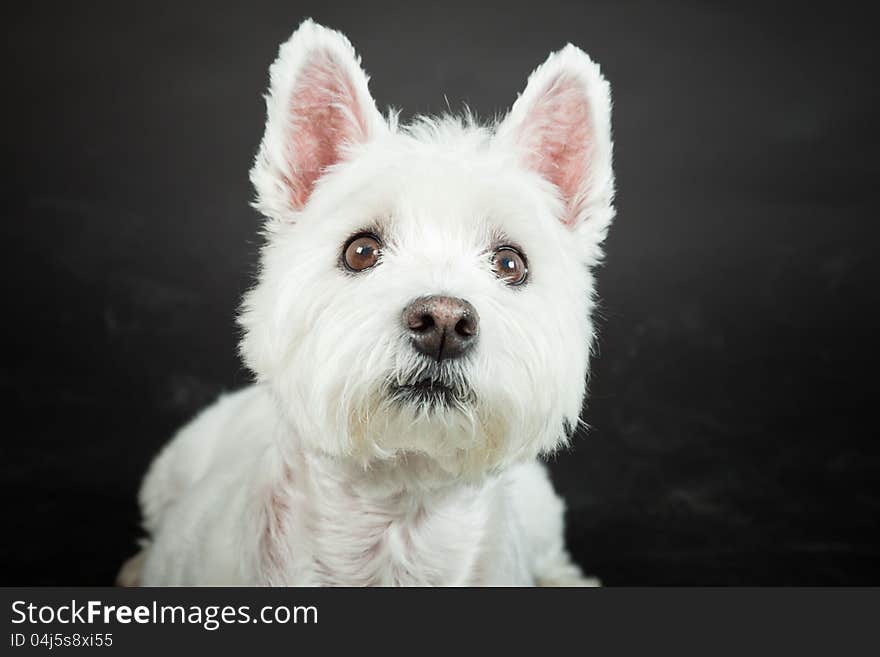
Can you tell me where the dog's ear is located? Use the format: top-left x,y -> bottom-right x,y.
497,45 -> 615,246
250,19 -> 385,220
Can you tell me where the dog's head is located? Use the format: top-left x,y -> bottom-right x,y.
240,20 -> 615,478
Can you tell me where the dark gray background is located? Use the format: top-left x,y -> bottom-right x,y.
2,0 -> 878,585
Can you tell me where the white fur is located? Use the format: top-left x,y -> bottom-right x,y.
127,19 -> 613,586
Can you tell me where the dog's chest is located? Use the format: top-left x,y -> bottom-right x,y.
278,479 -> 519,586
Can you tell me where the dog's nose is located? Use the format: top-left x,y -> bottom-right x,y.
402,295 -> 479,361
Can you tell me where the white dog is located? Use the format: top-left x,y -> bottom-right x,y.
119,19 -> 615,586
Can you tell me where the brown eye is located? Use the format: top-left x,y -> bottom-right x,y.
492,246 -> 528,286
342,233 -> 382,272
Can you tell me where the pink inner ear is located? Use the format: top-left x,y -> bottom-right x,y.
521,73 -> 593,227
285,50 -> 368,209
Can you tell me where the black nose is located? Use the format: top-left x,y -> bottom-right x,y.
402,295 -> 480,361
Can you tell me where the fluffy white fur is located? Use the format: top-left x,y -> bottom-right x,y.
122,19 -> 614,586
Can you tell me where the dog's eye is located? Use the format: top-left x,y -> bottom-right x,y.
491,246 -> 528,286
342,233 -> 382,272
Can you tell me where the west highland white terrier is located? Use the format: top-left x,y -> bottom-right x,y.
119,19 -> 615,586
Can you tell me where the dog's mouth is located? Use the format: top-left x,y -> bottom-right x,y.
387,378 -> 472,409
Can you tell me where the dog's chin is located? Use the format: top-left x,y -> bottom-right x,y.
387,378 -> 473,411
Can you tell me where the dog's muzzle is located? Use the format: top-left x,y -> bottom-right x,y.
389,378 -> 462,408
